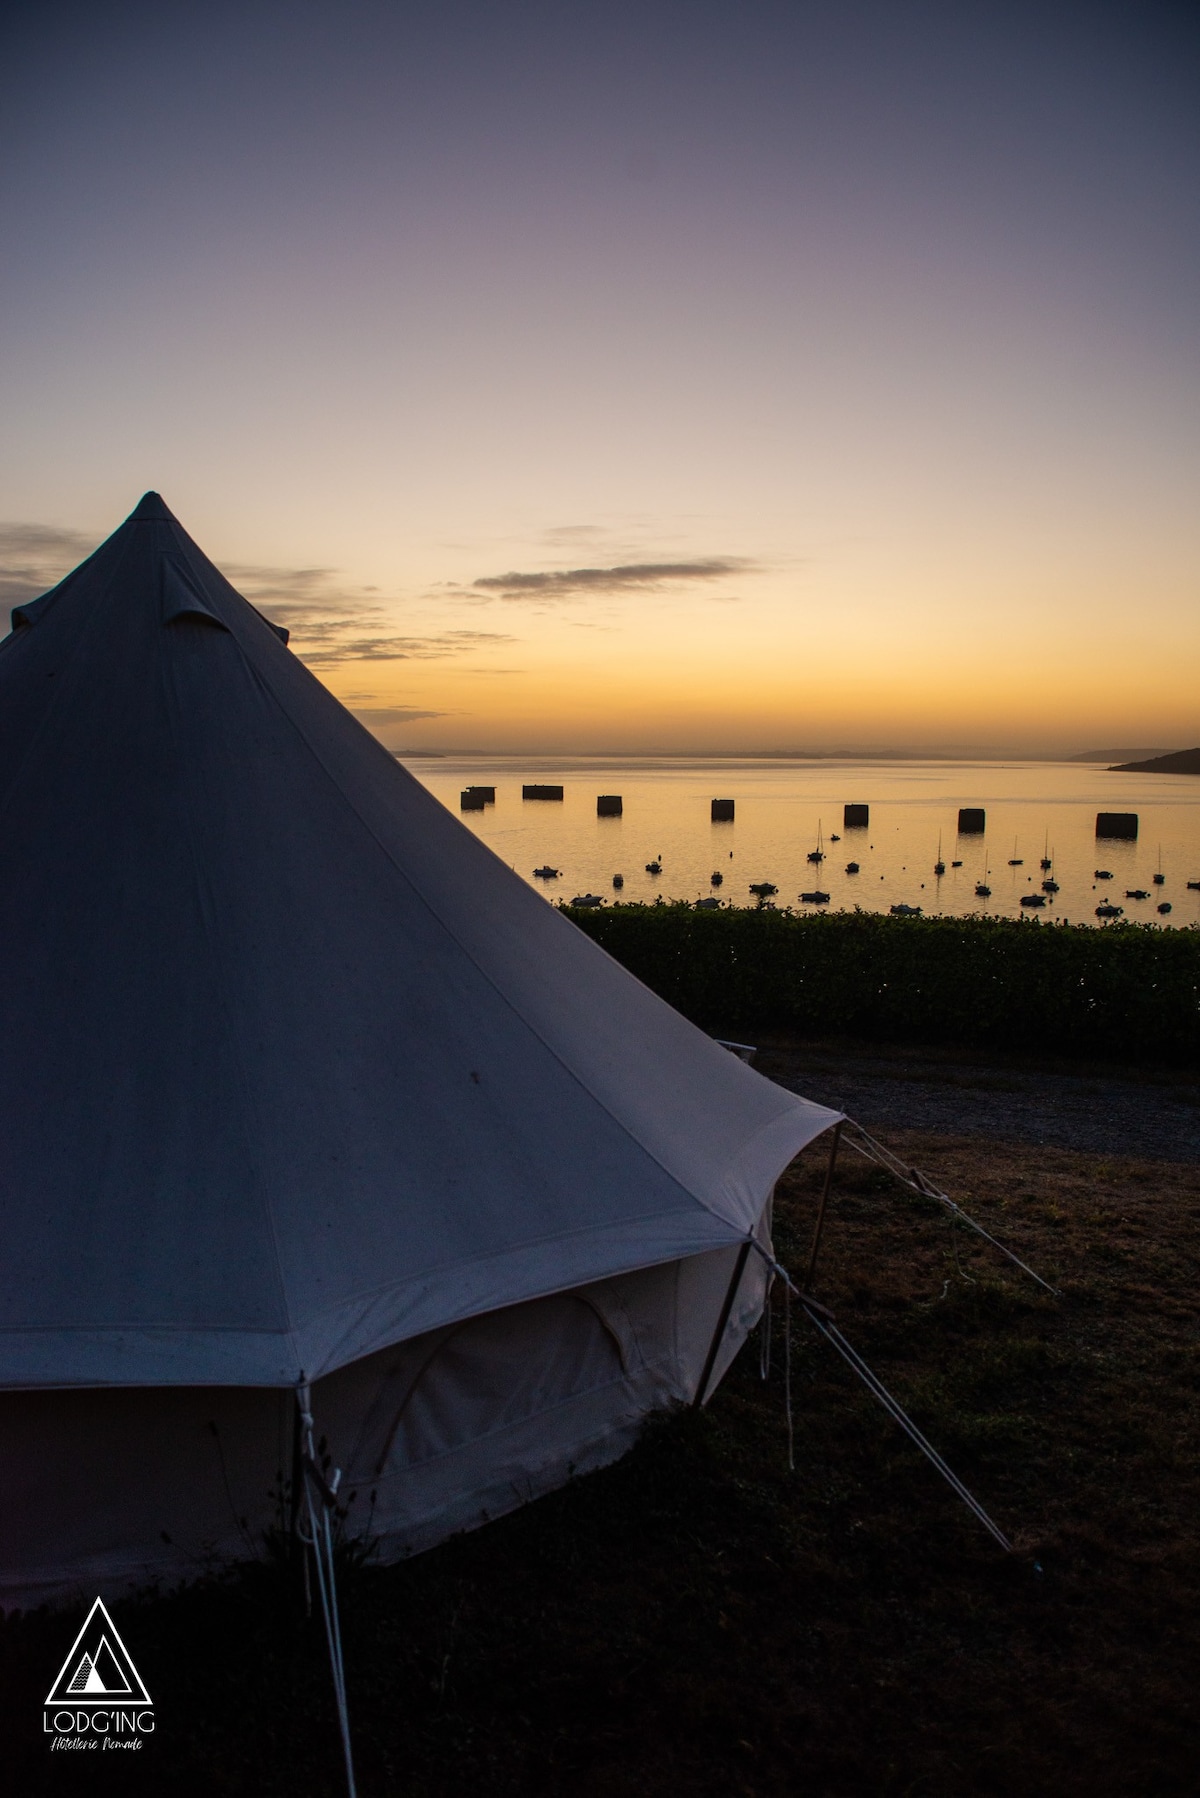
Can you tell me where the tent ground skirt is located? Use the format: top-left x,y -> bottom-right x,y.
0,1235 -> 770,1610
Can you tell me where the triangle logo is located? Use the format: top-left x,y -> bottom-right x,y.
46,1599 -> 152,1706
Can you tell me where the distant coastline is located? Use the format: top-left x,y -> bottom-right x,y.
394,747 -> 1171,764
1109,746 -> 1200,775
1069,746 -> 1166,764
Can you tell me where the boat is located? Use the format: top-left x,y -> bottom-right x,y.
1158,902 -> 1172,915
1094,869 -> 1113,880
1189,880 -> 1200,892
951,859 -> 962,867
695,896 -> 721,910
1154,846 -> 1165,886
533,865 -> 560,879
845,861 -> 860,874
1008,836 -> 1023,866
710,871 -> 723,886
748,881 -> 778,899
890,903 -> 921,917
1040,832 -> 1052,871
1042,878 -> 1059,893
1095,903 -> 1123,918
975,882 -> 992,897
645,860 -> 662,874
1125,889 -> 1149,900
1020,893 -> 1046,907
571,893 -> 604,908
799,890 -> 830,904
612,874 -> 624,889
828,833 -> 841,842
933,830 -> 945,877
806,821 -> 825,864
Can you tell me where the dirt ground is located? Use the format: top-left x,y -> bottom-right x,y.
754,1035 -> 1200,1161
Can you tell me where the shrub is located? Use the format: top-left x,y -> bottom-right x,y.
561,905 -> 1200,1064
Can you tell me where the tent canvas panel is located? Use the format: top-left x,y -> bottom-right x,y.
0,1239 -> 770,1611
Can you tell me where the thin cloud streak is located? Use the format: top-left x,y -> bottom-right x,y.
471,557 -> 754,601
351,706 -> 447,726
0,522 -> 96,608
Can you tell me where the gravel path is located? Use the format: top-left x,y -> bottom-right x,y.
754,1041 -> 1200,1162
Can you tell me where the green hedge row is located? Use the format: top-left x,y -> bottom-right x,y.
562,904 -> 1200,1065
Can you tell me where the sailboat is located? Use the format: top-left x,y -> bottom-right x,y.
933,831 -> 945,877
1153,846 -> 1166,887
1008,836 -> 1023,866
1040,831 -> 1052,871
806,821 -> 825,864
974,829 -> 990,896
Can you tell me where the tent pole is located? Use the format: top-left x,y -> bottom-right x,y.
804,1122 -> 843,1292
694,1239 -> 752,1408
296,1385 -> 359,1798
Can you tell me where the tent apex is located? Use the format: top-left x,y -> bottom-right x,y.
127,491 -> 176,523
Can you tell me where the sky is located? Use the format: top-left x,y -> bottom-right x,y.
1,0 -> 1197,755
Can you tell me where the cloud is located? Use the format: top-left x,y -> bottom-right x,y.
541,524 -> 607,545
206,563 -> 517,670
471,557 -> 753,602
288,626 -> 515,669
351,706 -> 446,727
0,522 -> 96,607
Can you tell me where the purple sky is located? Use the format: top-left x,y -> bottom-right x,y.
2,1 -> 1197,751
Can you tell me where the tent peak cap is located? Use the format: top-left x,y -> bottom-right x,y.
127,492 -> 177,524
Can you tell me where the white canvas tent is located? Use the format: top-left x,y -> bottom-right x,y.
0,495 -> 840,1610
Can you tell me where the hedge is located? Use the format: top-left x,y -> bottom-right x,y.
560,904 -> 1200,1065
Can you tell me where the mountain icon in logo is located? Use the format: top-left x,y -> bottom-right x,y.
46,1598 -> 151,1706
66,1639 -> 131,1695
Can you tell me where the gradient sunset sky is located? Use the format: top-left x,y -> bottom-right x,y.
2,1 -> 1196,754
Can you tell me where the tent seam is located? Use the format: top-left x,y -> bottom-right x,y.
285,1203 -> 745,1332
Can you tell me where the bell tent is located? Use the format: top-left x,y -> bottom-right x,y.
0,495 -> 840,1609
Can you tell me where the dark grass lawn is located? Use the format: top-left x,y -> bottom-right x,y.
6,1133 -> 1199,1796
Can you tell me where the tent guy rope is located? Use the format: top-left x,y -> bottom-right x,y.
841,1119 -> 1060,1296
749,1241 -> 1013,1552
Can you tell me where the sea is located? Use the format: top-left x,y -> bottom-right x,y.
402,756 -> 1200,929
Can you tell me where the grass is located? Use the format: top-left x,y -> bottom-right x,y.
5,1131 -> 1200,1796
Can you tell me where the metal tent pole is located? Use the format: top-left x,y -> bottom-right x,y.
296,1384 -> 358,1798
694,1239 -> 752,1408
804,1121 -> 843,1291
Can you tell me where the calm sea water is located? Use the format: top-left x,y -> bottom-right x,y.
403,756 -> 1200,929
